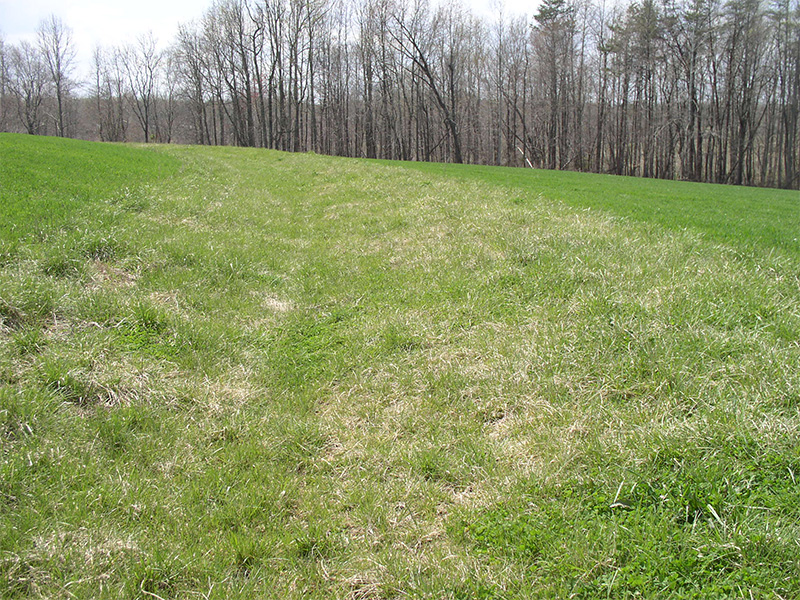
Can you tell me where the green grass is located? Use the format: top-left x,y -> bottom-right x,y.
1,133 -> 798,599
399,161 -> 800,258
0,134 -> 179,242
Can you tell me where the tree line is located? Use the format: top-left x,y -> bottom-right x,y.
1,0 -> 798,188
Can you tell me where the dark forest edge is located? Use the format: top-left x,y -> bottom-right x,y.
1,0 -> 799,189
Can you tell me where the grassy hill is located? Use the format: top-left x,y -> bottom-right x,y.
1,133 -> 799,599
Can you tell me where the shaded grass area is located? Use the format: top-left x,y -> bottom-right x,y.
1,135 -> 799,598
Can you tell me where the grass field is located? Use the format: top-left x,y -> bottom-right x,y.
1,133 -> 798,599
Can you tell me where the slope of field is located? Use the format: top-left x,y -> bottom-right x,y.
1,134 -> 799,599
399,160 -> 800,258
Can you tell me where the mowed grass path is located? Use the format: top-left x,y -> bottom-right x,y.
1,133 -> 798,598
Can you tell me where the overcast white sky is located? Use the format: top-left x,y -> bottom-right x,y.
1,0 -> 216,78
1,0 -> 536,81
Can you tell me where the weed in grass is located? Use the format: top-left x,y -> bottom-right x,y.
109,186 -> 150,213
0,241 -> 18,268
291,528 -> 339,562
229,531 -> 268,576
40,248 -> 84,279
0,301 -> 25,332
0,388 -> 51,443
112,302 -> 185,361
83,235 -> 123,263
0,277 -> 57,331
92,405 -> 161,457
10,327 -> 46,357
129,548 -> 196,598
269,307 -> 356,387
38,357 -> 122,407
380,322 -> 422,354
450,581 -> 501,600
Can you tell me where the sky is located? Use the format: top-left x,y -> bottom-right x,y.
0,0 -> 217,46
1,0 -> 215,78
1,0 -> 536,81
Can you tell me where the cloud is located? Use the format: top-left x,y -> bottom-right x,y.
1,0 -> 213,77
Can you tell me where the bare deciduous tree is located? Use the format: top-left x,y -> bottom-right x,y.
0,34 -> 9,132
92,46 -> 128,141
123,33 -> 162,142
8,41 -> 49,135
37,15 -> 76,137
